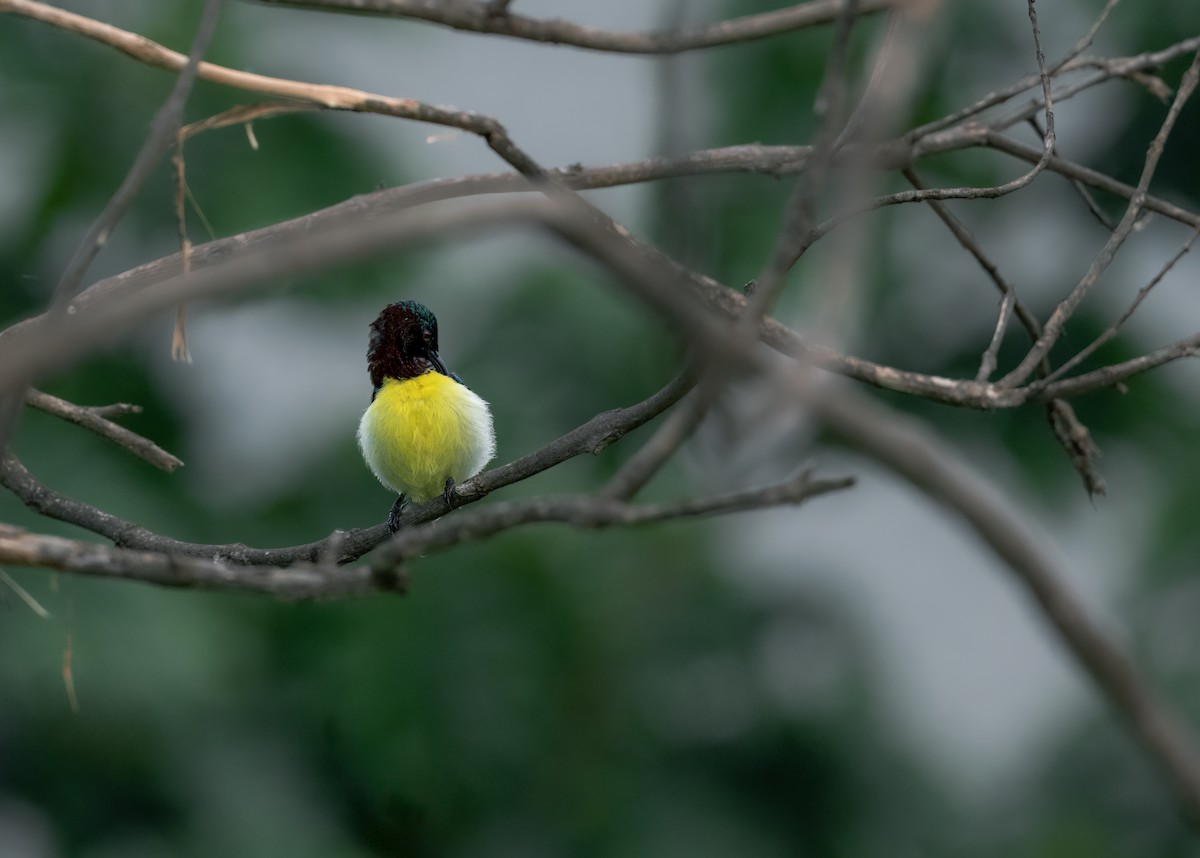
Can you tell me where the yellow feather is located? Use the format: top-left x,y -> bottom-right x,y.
358,371 -> 495,502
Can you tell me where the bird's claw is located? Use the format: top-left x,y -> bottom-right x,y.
386,494 -> 408,534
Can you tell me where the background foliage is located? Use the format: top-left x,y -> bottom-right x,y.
2,0 -> 1199,855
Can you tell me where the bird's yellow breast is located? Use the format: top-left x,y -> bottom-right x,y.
357,371 -> 495,502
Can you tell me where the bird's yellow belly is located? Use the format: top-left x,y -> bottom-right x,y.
357,372 -> 495,502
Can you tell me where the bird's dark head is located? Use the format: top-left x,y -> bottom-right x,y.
366,300 -> 449,389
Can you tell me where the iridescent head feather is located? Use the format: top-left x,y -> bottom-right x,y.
366,301 -> 448,392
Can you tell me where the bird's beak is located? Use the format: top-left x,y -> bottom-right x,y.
428,349 -> 449,376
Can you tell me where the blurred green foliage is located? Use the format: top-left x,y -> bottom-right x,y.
2,0 -> 1200,855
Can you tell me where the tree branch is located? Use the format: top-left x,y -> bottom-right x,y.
999,50 -> 1200,387
0,0 -> 546,177
375,470 -> 855,571
44,0 -> 224,314
0,524 -> 385,600
809,383 -> 1200,824
1,368 -> 694,566
0,0 -> 223,449
23,390 -> 183,472
247,0 -> 900,55
0,468 -> 855,599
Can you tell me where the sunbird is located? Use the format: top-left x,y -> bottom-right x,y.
357,301 -> 496,533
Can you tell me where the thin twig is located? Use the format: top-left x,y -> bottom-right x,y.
831,10 -> 904,152
904,0 -> 1122,142
166,104 -> 310,363
751,0 -> 862,311
999,50 -> 1200,387
250,0 -> 899,55
979,290 -> 1018,383
901,167 -> 1037,380
0,0 -> 223,450
62,595 -> 79,713
983,132 -> 1200,229
376,471 -> 856,572
1032,334 -> 1200,400
1044,228 -> 1200,383
899,166 -> 1106,492
0,567 -> 52,618
44,0 -> 223,314
23,390 -> 183,472
610,0 -> 868,504
1027,116 -> 1117,231
599,386 -> 704,501
0,0 -> 546,177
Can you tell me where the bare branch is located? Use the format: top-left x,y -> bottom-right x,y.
23,391 -> 183,472
1045,228 -> 1200,384
0,0 -> 223,448
6,140 -> 1192,417
901,167 -> 1106,493
44,0 -> 223,314
0,468 -> 854,599
376,471 -> 856,572
1033,333 -> 1200,401
809,383 -> 1200,822
0,194 -> 1017,413
999,50 -> 1200,387
1,368 -> 694,566
0,524 -> 386,600
604,0 -> 871,505
901,167 -> 1037,379
984,132 -> 1200,229
1045,398 -> 1105,497
599,386 -> 704,502
249,0 -> 900,55
0,0 -> 546,177
906,1 -> 1188,144
749,0 -> 864,311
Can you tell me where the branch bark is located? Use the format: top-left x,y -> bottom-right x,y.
248,0 -> 900,54
24,390 -> 183,472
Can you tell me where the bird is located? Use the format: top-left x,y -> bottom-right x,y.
357,301 -> 496,533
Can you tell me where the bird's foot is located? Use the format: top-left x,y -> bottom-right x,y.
442,477 -> 457,513
386,494 -> 408,534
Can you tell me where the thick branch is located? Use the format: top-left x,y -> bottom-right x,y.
810,383 -> 1200,823
0,469 -> 854,598
0,525 -> 384,600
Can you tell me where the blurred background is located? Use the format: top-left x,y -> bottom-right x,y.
3,0 -> 1200,854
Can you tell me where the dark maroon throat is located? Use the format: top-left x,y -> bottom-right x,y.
368,348 -> 435,389
365,301 -> 442,392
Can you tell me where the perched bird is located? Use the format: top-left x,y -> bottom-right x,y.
357,301 -> 495,533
